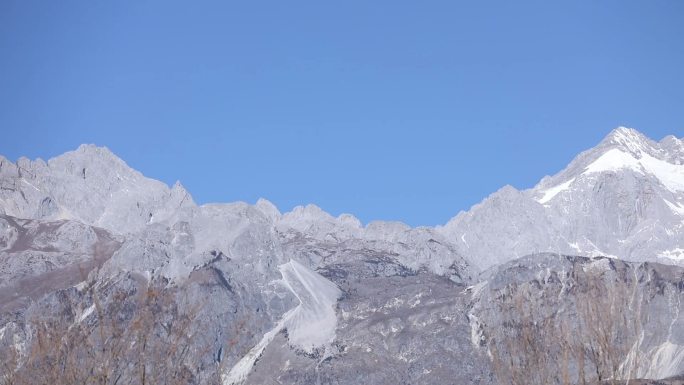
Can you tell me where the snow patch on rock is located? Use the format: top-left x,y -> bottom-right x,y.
584,148 -> 684,192
536,178 -> 575,204
279,259 -> 341,351
223,259 -> 340,385
659,248 -> 684,261
640,341 -> 684,379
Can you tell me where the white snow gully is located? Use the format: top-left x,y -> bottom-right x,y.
222,259 -> 341,385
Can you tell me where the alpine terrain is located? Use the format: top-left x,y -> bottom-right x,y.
1,127 -> 684,385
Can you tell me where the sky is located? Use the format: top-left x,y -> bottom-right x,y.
1,1 -> 683,226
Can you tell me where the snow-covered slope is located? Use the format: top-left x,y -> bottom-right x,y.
222,259 -> 340,385
279,259 -> 341,352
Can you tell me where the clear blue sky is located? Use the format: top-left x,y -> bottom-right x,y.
1,1 -> 683,226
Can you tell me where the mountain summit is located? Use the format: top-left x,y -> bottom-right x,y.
440,127 -> 684,268
0,144 -> 196,232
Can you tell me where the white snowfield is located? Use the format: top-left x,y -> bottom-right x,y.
584,148 -> 684,192
279,259 -> 342,351
223,260 -> 341,385
537,178 -> 575,204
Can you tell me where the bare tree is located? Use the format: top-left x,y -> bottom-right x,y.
573,265 -> 644,385
0,276 -> 246,385
488,259 -> 645,385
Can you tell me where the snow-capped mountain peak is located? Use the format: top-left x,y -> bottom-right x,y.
599,126 -> 652,155
534,127 -> 684,203
440,127 -> 684,270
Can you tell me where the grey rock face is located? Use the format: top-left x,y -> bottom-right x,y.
471,253 -> 684,383
0,144 -> 195,233
0,215 -> 121,314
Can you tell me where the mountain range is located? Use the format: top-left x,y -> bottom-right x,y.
1,127 -> 683,384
